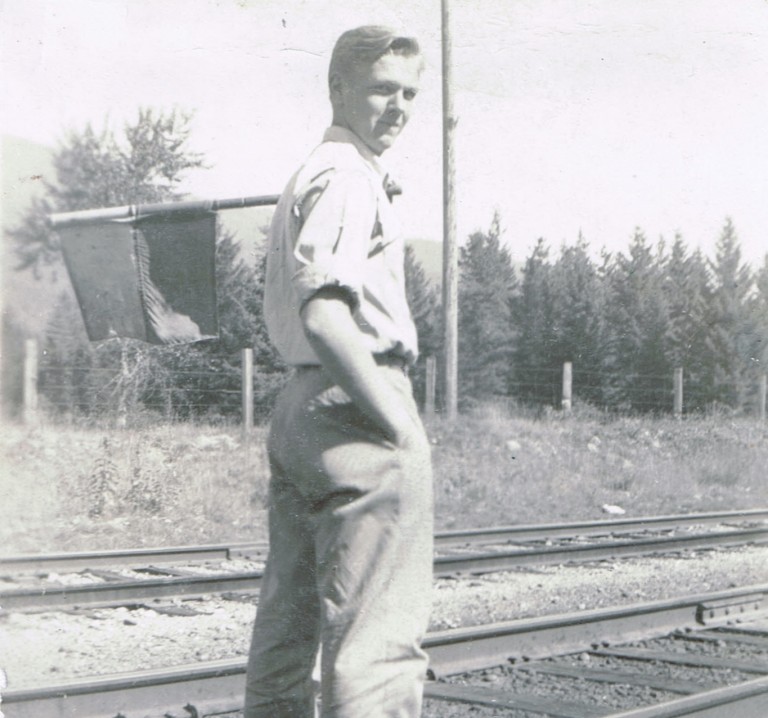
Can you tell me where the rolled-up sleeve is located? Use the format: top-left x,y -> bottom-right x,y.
291,169 -> 378,312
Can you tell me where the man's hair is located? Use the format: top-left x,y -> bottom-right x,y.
328,26 -> 422,86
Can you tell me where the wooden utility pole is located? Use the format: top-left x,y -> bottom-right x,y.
441,0 -> 458,421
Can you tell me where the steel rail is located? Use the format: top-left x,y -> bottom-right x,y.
422,583 -> 768,676
432,508 -> 768,547
0,570 -> 264,612
433,525 -> 768,576
4,584 -> 767,718
604,675 -> 768,718
423,677 -> 768,718
424,682 -> 608,717
594,647 -> 768,674
0,544 -> 238,573
2,658 -> 246,718
3,508 -> 766,574
3,527 -> 768,612
13,674 -> 764,718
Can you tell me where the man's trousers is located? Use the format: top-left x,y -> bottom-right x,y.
244,364 -> 434,718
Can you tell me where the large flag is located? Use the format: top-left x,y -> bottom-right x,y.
59,210 -> 218,345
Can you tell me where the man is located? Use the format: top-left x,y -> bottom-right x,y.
244,26 -> 433,718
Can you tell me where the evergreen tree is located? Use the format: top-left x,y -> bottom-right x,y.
511,238 -> 556,404
706,218 -> 757,410
751,256 -> 768,404
602,230 -> 672,412
1,310 -> 29,419
457,212 -> 517,404
662,237 -> 715,411
404,244 -> 441,409
38,291 -> 96,416
548,236 -> 605,406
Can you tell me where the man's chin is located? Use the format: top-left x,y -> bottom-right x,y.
362,137 -> 394,156
372,131 -> 401,153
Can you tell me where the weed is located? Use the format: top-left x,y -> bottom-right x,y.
83,437 -> 120,518
123,440 -> 181,515
2,410 -> 766,554
698,453 -> 746,488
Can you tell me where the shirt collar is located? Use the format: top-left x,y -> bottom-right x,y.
323,125 -> 389,181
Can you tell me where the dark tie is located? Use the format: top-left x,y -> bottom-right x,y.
384,176 -> 402,201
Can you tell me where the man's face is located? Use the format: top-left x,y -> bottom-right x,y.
333,53 -> 422,156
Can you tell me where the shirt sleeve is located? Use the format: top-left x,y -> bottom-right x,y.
291,168 -> 378,312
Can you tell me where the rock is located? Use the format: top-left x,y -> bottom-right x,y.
602,503 -> 626,515
194,435 -> 239,452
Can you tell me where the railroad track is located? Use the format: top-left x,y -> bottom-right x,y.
2,509 -> 767,612
4,583 -> 767,718
3,508 -> 766,574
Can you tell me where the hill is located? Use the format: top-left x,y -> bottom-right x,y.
407,238 -> 442,286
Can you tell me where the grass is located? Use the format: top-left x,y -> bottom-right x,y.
1,405 -> 767,555
427,405 -> 767,530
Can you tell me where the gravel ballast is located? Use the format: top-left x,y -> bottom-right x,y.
1,545 -> 766,692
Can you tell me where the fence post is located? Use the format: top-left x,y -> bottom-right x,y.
164,388 -> 173,420
23,338 -> 39,424
241,348 -> 253,436
561,362 -> 572,413
425,356 -> 436,415
673,367 -> 683,418
759,374 -> 767,421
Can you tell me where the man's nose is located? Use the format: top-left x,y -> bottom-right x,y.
387,91 -> 407,113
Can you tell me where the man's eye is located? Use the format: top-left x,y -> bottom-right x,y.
404,90 -> 417,101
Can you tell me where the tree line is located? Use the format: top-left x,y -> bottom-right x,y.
5,109 -> 767,421
456,212 -> 768,414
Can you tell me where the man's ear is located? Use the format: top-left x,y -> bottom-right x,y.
329,72 -> 344,104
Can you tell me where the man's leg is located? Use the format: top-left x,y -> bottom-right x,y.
244,462 -> 321,718
311,369 -> 434,718
249,367 -> 433,717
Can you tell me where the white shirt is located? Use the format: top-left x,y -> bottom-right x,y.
263,126 -> 418,366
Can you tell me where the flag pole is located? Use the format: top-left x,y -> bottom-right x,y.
49,194 -> 281,229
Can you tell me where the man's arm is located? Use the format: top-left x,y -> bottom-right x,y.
300,292 -> 420,446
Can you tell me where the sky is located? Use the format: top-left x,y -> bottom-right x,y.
3,0 -> 768,269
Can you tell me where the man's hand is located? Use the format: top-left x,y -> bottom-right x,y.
300,292 -> 418,446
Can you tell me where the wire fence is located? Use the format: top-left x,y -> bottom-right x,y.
515,369 -> 766,417
21,342 -> 767,427
35,365 -> 257,424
